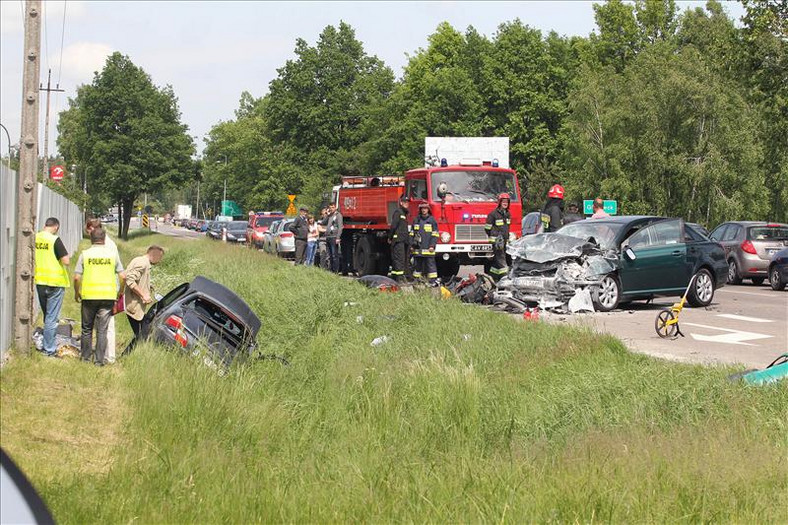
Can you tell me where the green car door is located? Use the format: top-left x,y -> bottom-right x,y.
619,219 -> 691,295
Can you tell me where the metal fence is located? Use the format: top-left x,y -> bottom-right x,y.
1,162 -> 82,359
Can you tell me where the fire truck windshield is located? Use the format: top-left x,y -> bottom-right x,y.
430,170 -> 517,202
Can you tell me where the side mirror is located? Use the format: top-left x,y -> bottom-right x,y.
624,246 -> 636,261
437,182 -> 448,199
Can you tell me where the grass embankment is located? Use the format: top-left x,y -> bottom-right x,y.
2,232 -> 786,523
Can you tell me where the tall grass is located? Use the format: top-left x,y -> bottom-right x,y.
2,234 -> 786,523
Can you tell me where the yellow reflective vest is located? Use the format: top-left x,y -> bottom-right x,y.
80,245 -> 118,300
34,231 -> 69,287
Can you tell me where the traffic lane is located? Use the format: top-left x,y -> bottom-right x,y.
536,287 -> 787,369
155,222 -> 203,240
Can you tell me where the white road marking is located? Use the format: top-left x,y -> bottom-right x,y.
716,314 -> 774,323
684,323 -> 773,346
716,288 -> 779,298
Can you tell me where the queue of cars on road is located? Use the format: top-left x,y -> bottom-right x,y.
177,213 -> 787,306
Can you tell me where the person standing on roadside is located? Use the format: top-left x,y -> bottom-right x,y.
540,184 -> 565,232
289,207 -> 310,265
564,202 -> 583,224
411,202 -> 439,286
591,198 -> 610,219
388,195 -> 410,282
306,216 -> 319,266
86,218 -> 121,363
324,203 -> 343,273
317,207 -> 329,270
74,228 -> 124,366
485,193 -> 512,281
122,245 -> 165,354
34,217 -> 71,357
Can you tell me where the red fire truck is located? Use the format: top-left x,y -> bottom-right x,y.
335,160 -> 522,278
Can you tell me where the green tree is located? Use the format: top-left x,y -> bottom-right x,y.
740,0 -> 788,221
564,44 -> 767,227
260,21 -> 394,206
57,52 -> 194,238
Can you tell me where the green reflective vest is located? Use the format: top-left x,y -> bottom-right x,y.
34,231 -> 69,287
81,245 -> 117,300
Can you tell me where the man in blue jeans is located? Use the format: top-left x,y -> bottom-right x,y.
34,217 -> 71,356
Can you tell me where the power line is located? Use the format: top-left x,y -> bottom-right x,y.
57,0 -> 67,86
42,0 -> 49,72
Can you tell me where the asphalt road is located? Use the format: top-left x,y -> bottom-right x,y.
158,223 -> 787,369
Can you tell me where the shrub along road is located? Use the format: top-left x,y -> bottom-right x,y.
2,230 -> 785,523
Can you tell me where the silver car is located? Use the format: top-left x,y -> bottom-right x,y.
262,220 -> 282,254
273,219 -> 296,259
709,221 -> 788,285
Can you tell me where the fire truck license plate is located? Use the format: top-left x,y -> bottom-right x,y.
471,244 -> 493,252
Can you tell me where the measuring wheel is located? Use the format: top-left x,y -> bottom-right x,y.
655,308 -> 679,339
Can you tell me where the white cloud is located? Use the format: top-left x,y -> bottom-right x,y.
55,41 -> 114,85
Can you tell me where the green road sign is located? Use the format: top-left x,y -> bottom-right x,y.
221,200 -> 243,217
583,200 -> 618,215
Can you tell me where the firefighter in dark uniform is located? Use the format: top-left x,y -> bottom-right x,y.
411,202 -> 439,286
485,193 -> 512,281
540,184 -> 565,232
388,195 -> 410,282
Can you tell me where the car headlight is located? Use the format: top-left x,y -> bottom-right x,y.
509,232 -> 517,242
439,231 -> 451,243
255,231 -> 264,238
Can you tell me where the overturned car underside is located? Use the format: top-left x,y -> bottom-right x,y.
493,233 -> 618,313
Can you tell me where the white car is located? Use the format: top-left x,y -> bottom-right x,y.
273,219 -> 296,259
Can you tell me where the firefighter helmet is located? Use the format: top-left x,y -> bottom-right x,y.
497,192 -> 511,203
418,202 -> 430,210
547,184 -> 565,199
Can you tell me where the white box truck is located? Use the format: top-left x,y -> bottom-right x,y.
424,137 -> 510,168
176,204 -> 192,221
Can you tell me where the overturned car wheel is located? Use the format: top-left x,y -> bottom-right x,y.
593,274 -> 621,312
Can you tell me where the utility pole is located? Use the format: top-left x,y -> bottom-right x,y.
14,0 -> 42,354
195,180 -> 200,219
39,68 -> 64,183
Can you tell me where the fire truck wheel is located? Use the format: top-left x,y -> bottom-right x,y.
354,236 -> 376,276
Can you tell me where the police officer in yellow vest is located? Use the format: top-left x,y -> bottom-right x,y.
73,228 -> 125,365
35,217 -> 71,356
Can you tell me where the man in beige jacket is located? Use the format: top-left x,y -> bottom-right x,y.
122,245 -> 164,354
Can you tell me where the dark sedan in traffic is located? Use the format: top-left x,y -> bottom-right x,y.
556,216 -> 727,311
768,248 -> 788,291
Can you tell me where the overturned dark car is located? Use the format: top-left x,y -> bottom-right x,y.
496,216 -> 727,312
141,276 -> 261,368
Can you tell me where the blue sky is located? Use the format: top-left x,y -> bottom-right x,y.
0,1 -> 746,158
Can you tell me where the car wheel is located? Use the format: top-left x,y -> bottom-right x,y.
751,277 -> 765,286
727,259 -> 742,285
687,268 -> 714,307
593,274 -> 621,312
770,266 -> 786,291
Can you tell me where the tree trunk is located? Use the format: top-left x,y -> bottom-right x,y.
121,197 -> 134,240
117,201 -> 123,236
